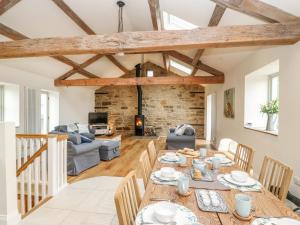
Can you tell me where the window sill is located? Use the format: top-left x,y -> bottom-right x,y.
244,126 -> 278,136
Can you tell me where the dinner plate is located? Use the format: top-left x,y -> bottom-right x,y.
135,202 -> 198,225
251,218 -> 300,225
205,157 -> 232,164
161,154 -> 180,162
223,174 -> 257,187
154,170 -> 183,181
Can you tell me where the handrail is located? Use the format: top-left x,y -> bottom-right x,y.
16,134 -> 49,139
16,143 -> 48,177
16,134 -> 69,140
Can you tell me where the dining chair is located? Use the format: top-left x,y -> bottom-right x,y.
259,156 -> 293,201
234,144 -> 254,173
138,150 -> 152,188
114,170 -> 142,225
147,140 -> 157,166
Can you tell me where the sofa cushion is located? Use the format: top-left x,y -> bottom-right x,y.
71,140 -> 103,155
68,133 -> 82,145
54,125 -> 68,133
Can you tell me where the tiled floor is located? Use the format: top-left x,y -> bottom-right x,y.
18,176 -> 144,225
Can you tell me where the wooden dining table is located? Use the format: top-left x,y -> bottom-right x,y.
139,150 -> 300,225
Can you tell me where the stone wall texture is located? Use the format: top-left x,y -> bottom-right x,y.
94,62 -> 205,138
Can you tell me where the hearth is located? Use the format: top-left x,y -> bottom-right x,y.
135,63 -> 145,136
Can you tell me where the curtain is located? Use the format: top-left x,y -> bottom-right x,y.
24,87 -> 41,133
0,85 -> 4,121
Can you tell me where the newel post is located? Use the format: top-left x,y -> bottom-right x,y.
47,135 -> 58,196
0,122 -> 21,225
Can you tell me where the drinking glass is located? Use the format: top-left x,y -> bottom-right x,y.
235,194 -> 252,217
199,148 -> 207,158
177,176 -> 189,195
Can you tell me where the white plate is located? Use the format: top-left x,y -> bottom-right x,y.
205,157 -> 232,164
135,202 -> 198,225
154,170 -> 183,181
223,174 -> 256,187
161,154 -> 180,162
252,218 -> 300,225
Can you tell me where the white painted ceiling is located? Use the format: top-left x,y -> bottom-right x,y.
0,0 -> 299,80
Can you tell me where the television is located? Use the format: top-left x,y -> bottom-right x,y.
88,112 -> 108,124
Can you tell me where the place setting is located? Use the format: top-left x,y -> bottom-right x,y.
204,153 -> 234,168
158,152 -> 187,165
217,170 -> 262,192
135,201 -> 201,225
150,167 -> 184,186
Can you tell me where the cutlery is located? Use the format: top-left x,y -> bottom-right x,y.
150,197 -> 175,202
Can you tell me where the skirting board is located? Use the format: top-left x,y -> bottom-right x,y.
0,211 -> 20,225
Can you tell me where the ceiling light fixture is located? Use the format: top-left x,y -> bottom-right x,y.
116,1 -> 125,57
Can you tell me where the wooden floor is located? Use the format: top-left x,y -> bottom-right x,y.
67,136 -> 211,184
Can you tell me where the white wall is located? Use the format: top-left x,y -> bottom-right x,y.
206,42 -> 300,196
0,63 -> 96,129
58,87 -> 95,124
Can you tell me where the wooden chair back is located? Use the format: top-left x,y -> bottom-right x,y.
234,144 -> 254,173
114,170 -> 142,225
259,156 -> 293,201
138,150 -> 152,188
147,140 -> 157,166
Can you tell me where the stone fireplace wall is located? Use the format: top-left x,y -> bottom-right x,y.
94,85 -> 205,138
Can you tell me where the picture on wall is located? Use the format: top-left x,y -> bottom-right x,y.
224,88 -> 235,118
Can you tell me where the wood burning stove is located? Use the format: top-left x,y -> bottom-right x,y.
135,64 -> 145,136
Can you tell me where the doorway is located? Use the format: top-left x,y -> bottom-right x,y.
40,92 -> 49,134
206,93 -> 217,144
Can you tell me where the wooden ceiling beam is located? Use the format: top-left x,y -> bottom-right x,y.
0,22 -> 98,78
162,53 -> 170,71
0,0 -> 22,15
211,0 -> 299,23
52,0 -> 95,35
167,51 -> 224,76
55,54 -> 103,80
54,75 -> 224,87
0,21 -> 300,59
148,0 -> 162,31
106,55 -> 129,73
191,5 -> 226,75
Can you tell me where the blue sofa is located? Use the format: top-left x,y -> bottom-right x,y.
166,127 -> 196,150
53,125 -> 103,176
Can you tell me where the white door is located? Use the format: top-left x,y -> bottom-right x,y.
206,93 -> 217,144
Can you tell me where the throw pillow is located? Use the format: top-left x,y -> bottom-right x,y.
175,124 -> 186,136
80,132 -> 95,140
183,125 -> 195,136
77,124 -> 90,133
68,133 -> 81,145
80,135 -> 93,143
67,123 -> 79,133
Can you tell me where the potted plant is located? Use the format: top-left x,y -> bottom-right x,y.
260,99 -> 279,131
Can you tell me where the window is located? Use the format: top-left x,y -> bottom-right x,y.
170,60 -> 192,75
147,70 -> 154,77
0,82 -> 20,127
162,11 -> 197,30
244,60 -> 279,134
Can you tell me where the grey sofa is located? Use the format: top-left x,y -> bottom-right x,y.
53,125 -> 103,176
67,138 -> 103,175
166,127 -> 196,150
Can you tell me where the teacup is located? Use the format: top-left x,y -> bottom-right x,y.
177,176 -> 189,195
211,157 -> 221,170
235,194 -> 252,218
199,148 -> 207,158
